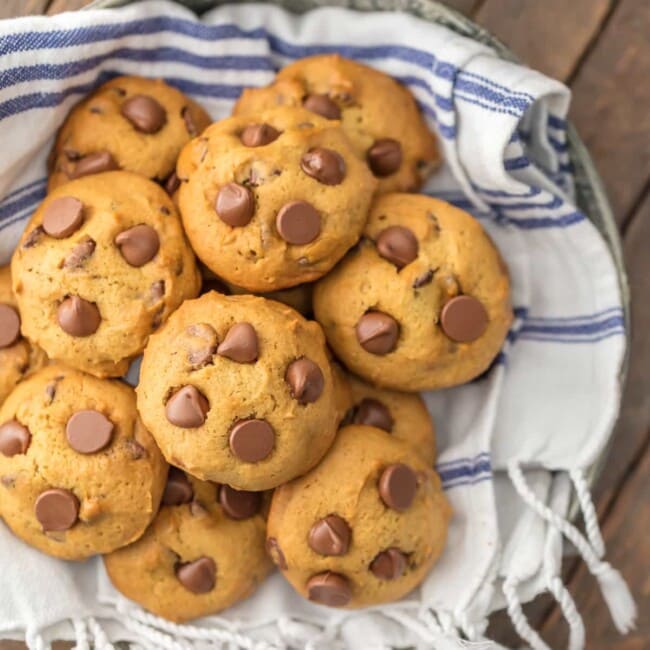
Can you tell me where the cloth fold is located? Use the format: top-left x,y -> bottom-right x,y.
0,1 -> 628,647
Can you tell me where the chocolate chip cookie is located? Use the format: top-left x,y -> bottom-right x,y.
104,470 -> 271,623
313,194 -> 513,391
136,292 -> 338,490
176,106 -> 377,292
0,365 -> 167,560
11,171 -> 201,377
233,55 -> 440,194
337,371 -> 436,465
0,265 -> 48,406
48,76 -> 211,192
266,425 -> 450,608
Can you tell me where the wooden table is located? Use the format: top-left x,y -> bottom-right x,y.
0,1 -> 647,648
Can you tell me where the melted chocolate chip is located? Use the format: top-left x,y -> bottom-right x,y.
165,386 -> 210,428
300,148 -> 346,185
303,94 -> 341,120
285,358 -> 324,404
229,419 -> 274,462
65,409 -> 113,454
0,420 -> 31,457
175,557 -> 216,594
440,295 -> 489,343
42,197 -> 84,239
353,398 -> 393,432
162,467 -> 194,506
57,296 -> 101,337
219,485 -> 262,520
240,123 -> 280,147
375,226 -> 418,269
308,515 -> 351,556
306,572 -> 351,607
276,201 -> 321,245
215,183 -> 255,227
121,95 -> 167,133
367,139 -> 402,177
355,311 -> 399,355
34,488 -> 79,531
216,322 -> 258,363
115,224 -> 160,267
0,304 -> 21,348
378,464 -> 417,511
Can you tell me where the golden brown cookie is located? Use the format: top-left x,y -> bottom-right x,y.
136,292 -> 338,491
0,365 -> 167,560
176,106 -> 377,292
104,470 -> 271,623
340,373 -> 436,465
266,425 -> 450,608
0,265 -> 48,406
48,76 -> 211,191
234,55 -> 440,193
313,194 -> 513,391
11,171 -> 201,377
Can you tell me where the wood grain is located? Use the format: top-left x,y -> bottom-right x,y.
0,0 -> 50,19
474,0 -> 613,80
540,434 -> 649,648
47,0 -> 95,14
567,0 -> 650,224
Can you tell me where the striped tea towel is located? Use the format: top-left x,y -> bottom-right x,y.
0,1 -> 633,648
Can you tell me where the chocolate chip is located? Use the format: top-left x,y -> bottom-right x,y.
308,515 -> 351,556
63,237 -> 96,269
307,572 -> 351,607
34,488 -> 79,531
412,268 -> 434,288
367,139 -> 402,177
215,183 -> 255,227
370,548 -> 408,580
162,467 -> 194,506
216,322 -> 258,363
121,94 -> 167,134
65,409 -> 113,454
57,296 -> 101,337
266,537 -> 287,569
0,304 -> 20,348
353,398 -> 393,432
376,226 -> 418,269
440,295 -> 489,343
219,484 -> 262,520
115,224 -> 160,267
182,106 -> 198,136
186,323 -> 218,369
378,464 -> 417,511
70,151 -> 119,179
165,385 -> 209,428
355,311 -> 399,355
149,280 -> 165,304
164,171 -> 180,195
42,196 -> 84,239
276,201 -> 321,245
285,358 -> 324,404
229,419 -> 274,462
125,438 -> 147,460
303,94 -> 341,120
175,557 -> 216,594
240,123 -> 280,147
45,383 -> 57,403
23,226 -> 44,248
0,420 -> 31,457
300,148 -> 346,185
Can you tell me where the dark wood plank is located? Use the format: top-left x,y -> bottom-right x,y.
441,0 -> 483,17
0,0 -> 50,19
540,439 -> 649,648
474,0 -> 613,80
47,0 -> 94,14
568,0 -> 650,224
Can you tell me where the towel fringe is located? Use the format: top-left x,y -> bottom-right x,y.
72,618 -> 89,650
503,576 -> 550,650
86,617 -> 114,650
508,461 -> 637,636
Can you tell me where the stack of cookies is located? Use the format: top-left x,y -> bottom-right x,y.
0,55 -> 512,623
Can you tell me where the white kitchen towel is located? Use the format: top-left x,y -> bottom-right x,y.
0,1 -> 632,648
